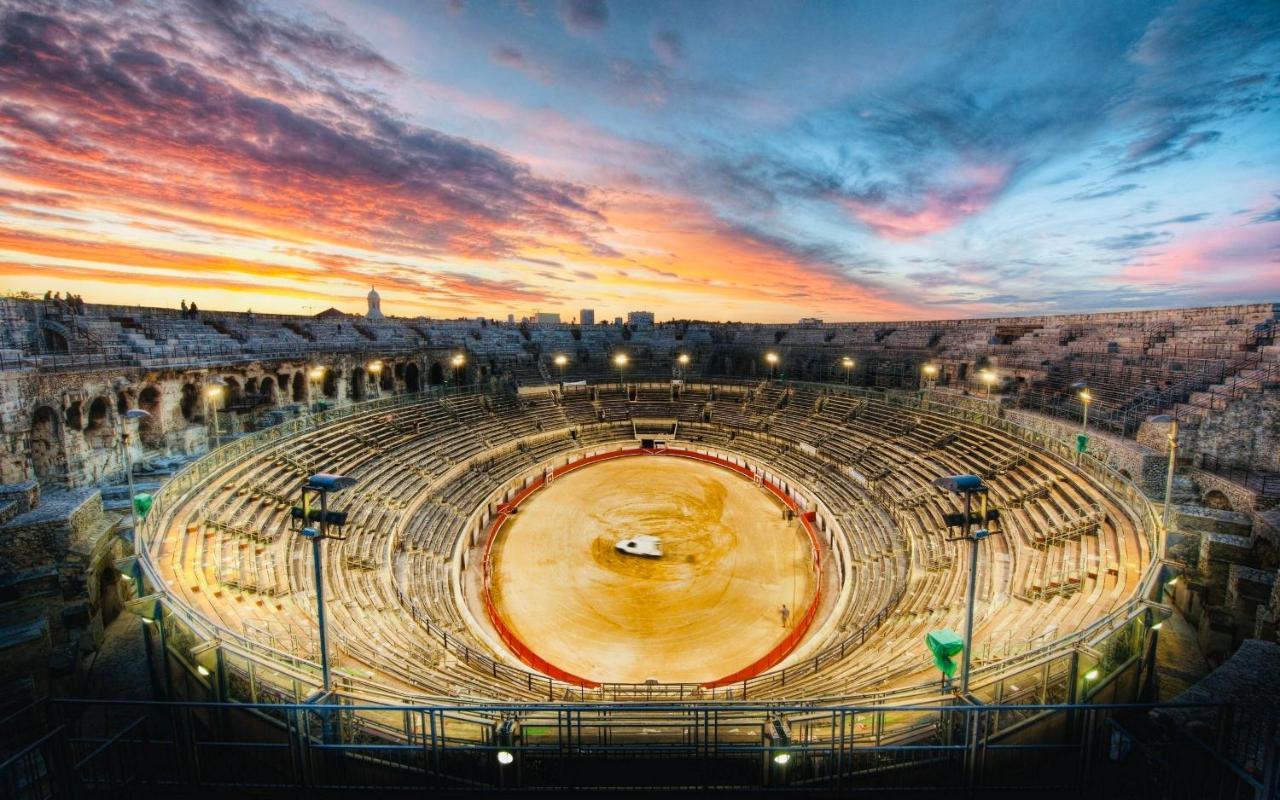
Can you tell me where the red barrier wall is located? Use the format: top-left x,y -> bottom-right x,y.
480,446 -> 824,689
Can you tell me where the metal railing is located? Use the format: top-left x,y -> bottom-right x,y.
2,698 -> 1270,796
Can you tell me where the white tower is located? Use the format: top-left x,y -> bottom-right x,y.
367,285 -> 383,319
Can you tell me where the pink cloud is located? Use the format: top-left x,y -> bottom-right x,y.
839,162 -> 1013,240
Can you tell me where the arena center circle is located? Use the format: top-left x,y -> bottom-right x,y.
480,448 -> 823,686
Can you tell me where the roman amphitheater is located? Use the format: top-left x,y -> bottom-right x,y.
1,296 -> 1277,794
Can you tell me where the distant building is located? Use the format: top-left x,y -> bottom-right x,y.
614,316 -> 624,325
366,286 -> 383,319
799,317 -> 823,325
580,308 -> 595,326
535,312 -> 561,325
507,313 -> 515,324
627,311 -> 655,328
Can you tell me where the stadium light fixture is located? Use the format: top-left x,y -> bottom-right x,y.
295,472 -> 357,694
1083,669 -> 1100,682
367,359 -> 383,373
765,351 -> 779,380
496,750 -> 514,766
934,473 -> 999,696
451,353 -> 466,367
772,752 -> 791,766
1147,414 -> 1180,545
119,408 -> 151,551
308,366 -> 326,380
677,353 -> 690,365
979,369 -> 996,400
554,354 -> 568,366
841,356 -> 854,384
614,352 -> 629,389
204,380 -> 226,450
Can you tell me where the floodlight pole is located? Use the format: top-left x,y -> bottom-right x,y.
960,492 -> 979,695
297,475 -> 355,695
1162,418 -> 1179,543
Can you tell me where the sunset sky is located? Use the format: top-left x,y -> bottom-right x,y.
0,0 -> 1277,322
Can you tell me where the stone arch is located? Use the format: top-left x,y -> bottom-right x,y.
404,362 -> 421,392
245,377 -> 259,398
30,405 -> 67,483
1203,489 -> 1232,511
322,369 -> 338,398
428,362 -> 444,386
180,383 -> 200,421
259,375 -> 277,405
222,377 -> 243,406
380,365 -> 394,391
349,367 -> 366,400
137,385 -> 163,447
292,372 -> 306,402
65,401 -> 83,431
84,396 -> 114,450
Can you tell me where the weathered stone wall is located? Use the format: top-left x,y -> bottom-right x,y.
1193,389 -> 1280,473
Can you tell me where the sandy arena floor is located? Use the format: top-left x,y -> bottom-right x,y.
488,456 -> 817,684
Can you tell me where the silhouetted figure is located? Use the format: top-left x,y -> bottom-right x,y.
181,300 -> 188,313
188,301 -> 199,318
780,604 -> 791,628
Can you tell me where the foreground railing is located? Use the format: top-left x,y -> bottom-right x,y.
3,698 -> 1270,796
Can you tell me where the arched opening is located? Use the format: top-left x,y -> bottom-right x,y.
1203,490 -> 1232,511
245,377 -> 259,398
349,367 -> 366,400
43,328 -> 68,353
223,377 -> 243,407
322,369 -> 338,398
1118,469 -> 1133,481
116,390 -> 133,415
405,362 -> 421,392
292,372 -> 306,402
180,384 -> 200,421
428,362 -> 444,386
259,376 -> 277,405
84,396 -> 113,450
137,386 -> 162,447
30,406 -> 66,483
65,401 -> 83,431
380,366 -> 394,392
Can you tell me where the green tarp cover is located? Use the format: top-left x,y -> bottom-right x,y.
132,493 -> 153,520
926,629 -> 964,677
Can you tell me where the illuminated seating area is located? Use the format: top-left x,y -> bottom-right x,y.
149,380 -> 1153,704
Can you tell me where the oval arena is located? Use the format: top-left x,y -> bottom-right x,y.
144,379 -> 1157,704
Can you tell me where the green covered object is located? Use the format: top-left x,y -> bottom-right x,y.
132,493 -> 153,520
926,629 -> 964,677
1075,433 -> 1089,453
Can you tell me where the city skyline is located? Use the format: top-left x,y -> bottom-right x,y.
0,0 -> 1278,322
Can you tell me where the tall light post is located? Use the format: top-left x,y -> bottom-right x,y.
293,473 -> 357,694
553,354 -> 568,388
980,369 -> 996,402
920,363 -> 938,408
1078,388 -> 1092,433
308,366 -> 326,412
614,352 -> 628,389
120,408 -> 150,552
204,382 -> 225,450
1149,414 -> 1180,548
676,353 -> 690,381
934,473 -> 1000,696
451,353 -> 466,386
842,356 -> 855,385
766,352 -> 779,380
367,360 -> 383,398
